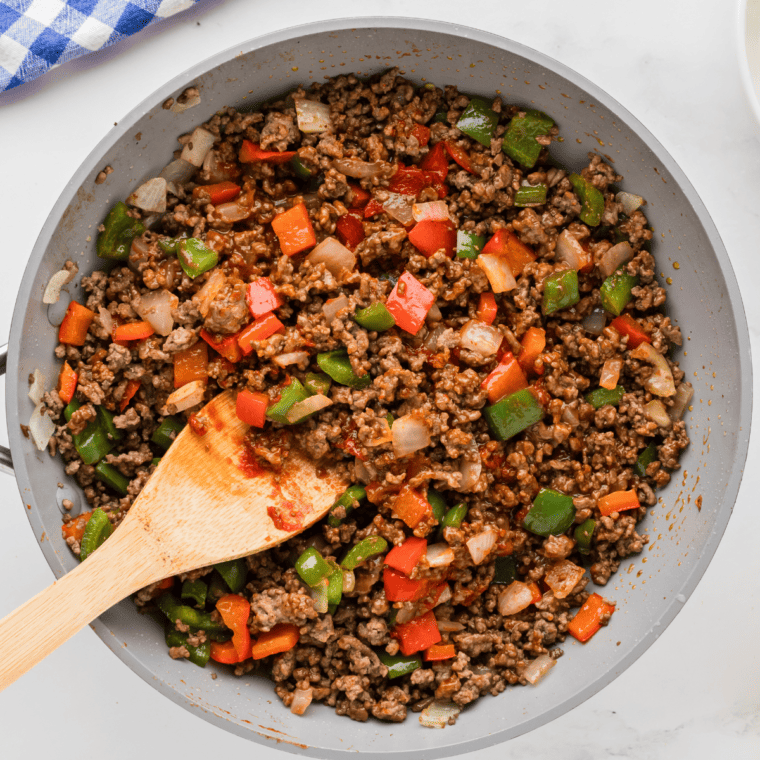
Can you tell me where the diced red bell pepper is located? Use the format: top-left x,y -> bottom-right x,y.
173,341 -> 208,388
517,326 -> 546,376
112,321 -> 155,342
408,220 -> 456,258
236,389 -> 268,428
251,623 -> 300,660
239,139 -> 296,164
336,210 -> 365,251
568,593 -> 615,643
611,314 -> 652,348
200,328 -> 242,363
58,302 -> 95,346
476,292 -> 498,325
385,537 -> 427,576
389,165 -> 429,196
528,582 -> 543,605
119,379 -> 141,412
385,272 -> 435,336
346,184 -> 371,209
61,510 -> 93,542
409,124 -> 431,147
529,379 -> 552,409
481,351 -> 528,404
192,181 -> 241,205
383,567 -> 427,602
364,198 -> 385,219
424,643 -> 456,662
237,313 -> 285,354
391,484 -> 432,529
418,141 -> 448,181
246,277 -> 282,318
597,489 -> 640,517
57,361 -> 78,404
271,202 -> 316,256
393,611 -> 442,656
210,640 -> 242,664
216,593 -> 252,662
444,141 -> 475,174
481,229 -> 536,277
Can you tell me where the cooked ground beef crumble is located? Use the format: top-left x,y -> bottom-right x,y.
45,68 -> 691,726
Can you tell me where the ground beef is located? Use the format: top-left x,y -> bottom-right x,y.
46,68 -> 689,728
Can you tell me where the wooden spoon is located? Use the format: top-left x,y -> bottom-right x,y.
0,390 -> 348,691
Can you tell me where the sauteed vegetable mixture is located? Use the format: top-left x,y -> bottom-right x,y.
41,68 -> 691,727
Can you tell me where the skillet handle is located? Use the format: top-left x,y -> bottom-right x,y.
0,344 -> 13,476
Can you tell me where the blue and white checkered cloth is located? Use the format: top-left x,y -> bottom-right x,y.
0,0 -> 203,91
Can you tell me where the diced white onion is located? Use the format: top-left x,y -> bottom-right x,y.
435,584 -> 452,606
273,351 -> 310,369
459,319 -> 502,357
193,269 -> 226,318
582,308 -> 607,335
127,177 -> 167,214
290,687 -> 313,716
354,458 -> 376,484
331,157 -> 386,179
295,98 -> 332,134
310,578 -> 329,614
28,369 -> 46,405
383,193 -> 414,225
342,569 -> 355,594
458,453 -> 482,491
29,403 -> 55,451
323,294 -> 349,324
426,543 -> 456,568
216,201 -> 250,223
413,201 -> 450,223
285,394 -> 333,423
543,560 -> 585,599
555,229 -> 587,271
599,241 -> 634,278
419,700 -> 461,729
437,620 -> 465,632
599,358 -> 622,390
616,191 -> 644,216
392,414 -> 431,457
630,342 -> 676,397
367,417 -> 393,447
425,303 -> 442,324
171,91 -> 202,114
466,526 -> 499,565
498,581 -> 535,616
644,399 -> 672,428
521,654 -> 556,685
477,253 -> 517,293
181,127 -> 216,167
134,289 -> 178,337
160,158 -> 196,186
43,266 -> 77,304
165,379 -> 206,413
668,383 -> 694,421
307,237 -> 355,277
98,305 -> 114,336
395,606 -> 417,624
561,404 -> 579,427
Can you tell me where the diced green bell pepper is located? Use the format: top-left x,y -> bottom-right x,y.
438,502 -> 468,540
340,536 -> 388,570
151,457 -> 162,467
165,628 -> 211,667
96,202 -> 146,261
151,416 -> 184,450
317,350 -> 371,390
569,173 -> 605,227
456,97 -> 499,147
492,556 -> 517,585
327,484 -> 366,528
542,269 -> 580,315
181,579 -> 208,608
574,518 -> 596,554
214,558 -> 247,593
79,507 -> 112,561
158,238 -> 180,255
303,372 -> 331,396
97,406 -> 123,443
266,378 -> 310,424
634,442 -> 658,477
378,651 -> 422,679
432,111 -> 448,124
355,303 -> 396,331
177,238 -> 219,279
502,110 -> 554,168
600,268 -> 639,316
456,230 -> 486,260
157,593 -> 227,633
585,385 -> 625,409
64,399 -> 115,465
427,488 -> 448,524
484,388 -> 544,442
326,561 -> 343,608
207,572 -> 228,604
523,488 -> 576,537
295,547 -> 333,587
94,461 -> 129,497
291,155 -> 312,180
514,184 -> 547,206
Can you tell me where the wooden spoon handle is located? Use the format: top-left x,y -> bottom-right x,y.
0,517 -> 170,691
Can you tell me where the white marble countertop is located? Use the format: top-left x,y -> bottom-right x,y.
0,1 -> 758,757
